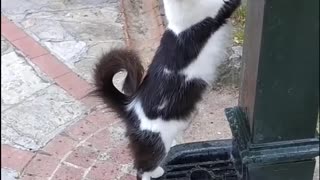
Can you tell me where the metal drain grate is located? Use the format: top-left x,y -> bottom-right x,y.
154,140 -> 241,180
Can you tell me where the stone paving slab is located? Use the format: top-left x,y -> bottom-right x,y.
1,30 -> 89,151
1,36 -> 14,54
1,51 -> 51,105
1,168 -> 19,180
2,85 -> 87,150
2,0 -> 126,83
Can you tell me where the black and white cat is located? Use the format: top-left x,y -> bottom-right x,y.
93,0 -> 241,179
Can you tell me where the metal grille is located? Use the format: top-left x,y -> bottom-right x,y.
154,140 -> 240,180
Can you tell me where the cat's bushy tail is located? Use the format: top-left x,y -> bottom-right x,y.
93,48 -> 144,115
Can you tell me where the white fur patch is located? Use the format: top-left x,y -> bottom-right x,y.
157,100 -> 168,110
164,0 -> 225,34
163,67 -> 172,75
163,0 -> 232,84
181,24 -> 231,84
142,167 -> 165,180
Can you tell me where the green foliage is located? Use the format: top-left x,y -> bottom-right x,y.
231,5 -> 247,45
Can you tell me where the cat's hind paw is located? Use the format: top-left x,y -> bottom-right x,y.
151,167 -> 165,178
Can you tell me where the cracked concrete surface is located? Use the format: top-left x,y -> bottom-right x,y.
2,0 -> 126,83
1,52 -> 51,105
1,38 -> 88,151
1,169 -> 19,180
1,85 -> 87,150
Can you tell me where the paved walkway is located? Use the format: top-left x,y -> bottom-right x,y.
1,0 -> 164,179
1,0 -> 318,180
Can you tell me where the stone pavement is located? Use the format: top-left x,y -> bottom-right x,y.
1,0 -> 165,179
1,0 -> 318,180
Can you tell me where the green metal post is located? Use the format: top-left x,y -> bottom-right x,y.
226,0 -> 319,179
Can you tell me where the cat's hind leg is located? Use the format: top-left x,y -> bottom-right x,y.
132,130 -> 166,180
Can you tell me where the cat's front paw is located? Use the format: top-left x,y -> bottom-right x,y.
223,0 -> 241,3
223,0 -> 241,6
223,0 -> 241,12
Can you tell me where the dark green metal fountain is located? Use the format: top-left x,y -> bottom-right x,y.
156,0 -> 319,179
